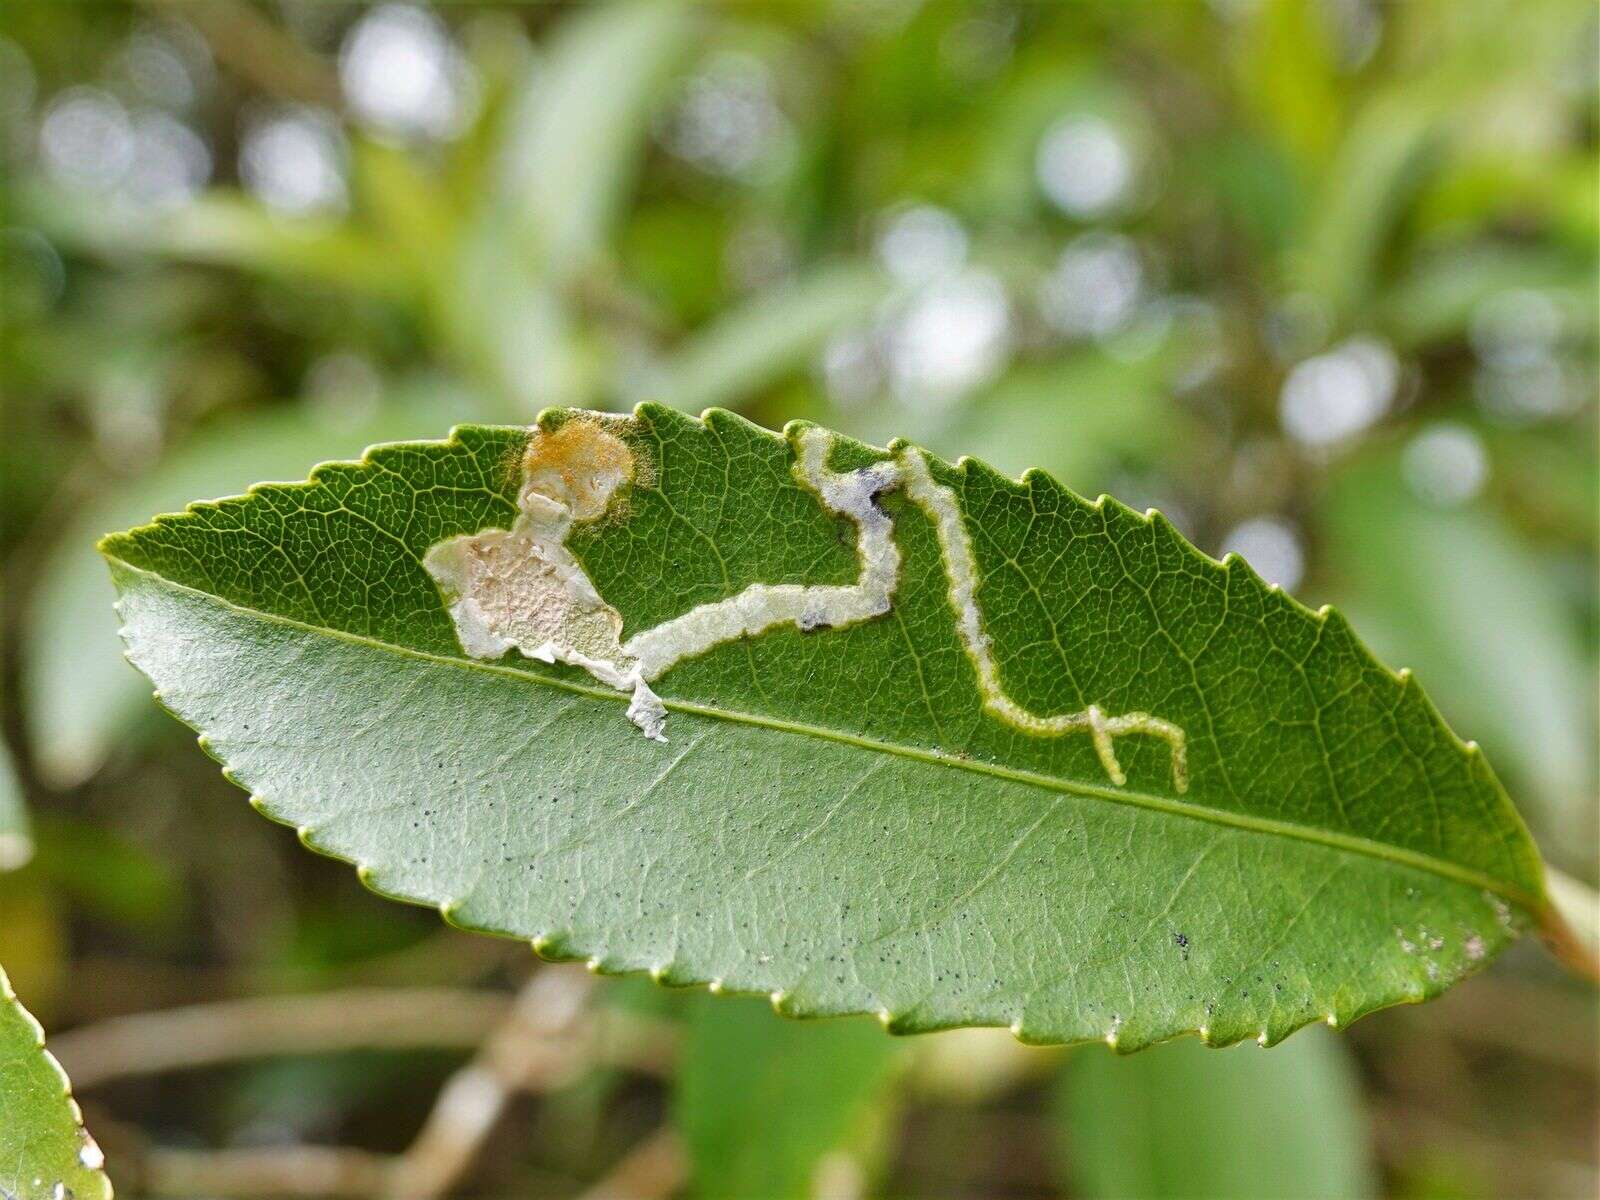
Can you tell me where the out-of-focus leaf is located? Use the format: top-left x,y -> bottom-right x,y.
825,334 -> 1198,502
157,198 -> 418,300
19,186 -> 415,302
0,888 -> 65,1021
1319,450 -> 1598,861
444,213 -> 587,415
640,263 -> 890,412
1416,154 -> 1600,252
619,203 -> 731,325
0,741 -> 32,872
1291,0 -> 1592,322
24,387 -> 473,786
1189,133 -> 1303,259
384,0 -> 693,414
1054,1028 -> 1376,1200
28,817 -> 186,935
1493,428 -> 1600,550
965,63 -> 1095,221
917,340 -> 1193,495
1381,245 -> 1597,350
350,139 -> 457,290
1292,95 -> 1440,322
0,964 -> 111,1200
675,997 -> 900,1200
1232,0 -> 1343,175
496,0 -> 693,276
100,407 -> 1548,1047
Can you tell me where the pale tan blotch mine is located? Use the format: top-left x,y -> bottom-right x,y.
425,419 -> 1188,791
424,417 -> 668,739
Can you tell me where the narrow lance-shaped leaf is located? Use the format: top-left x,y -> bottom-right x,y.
0,964 -> 111,1200
101,406 -> 1550,1050
636,262 -> 892,414
495,0 -> 693,277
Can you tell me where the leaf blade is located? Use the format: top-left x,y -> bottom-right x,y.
495,0 -> 693,276
0,965 -> 111,1200
101,407 -> 1547,1048
0,742 -> 32,872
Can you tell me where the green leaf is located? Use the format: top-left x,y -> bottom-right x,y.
675,997 -> 900,1199
1232,0 -> 1343,177
100,406 -> 1548,1049
0,964 -> 111,1200
1291,94 -> 1440,322
1054,1026 -> 1376,1199
26,816 -> 187,936
25,390 -> 471,785
1380,245 -> 1598,350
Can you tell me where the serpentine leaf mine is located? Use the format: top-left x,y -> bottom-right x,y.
424,415 -> 1189,792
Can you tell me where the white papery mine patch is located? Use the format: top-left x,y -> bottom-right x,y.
425,416 -> 1188,791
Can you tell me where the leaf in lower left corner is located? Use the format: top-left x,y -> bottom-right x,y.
0,964 -> 112,1200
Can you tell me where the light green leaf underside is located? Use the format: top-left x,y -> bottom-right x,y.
1056,1026 -> 1376,1199
0,965 -> 111,1200
101,405 -> 1544,1050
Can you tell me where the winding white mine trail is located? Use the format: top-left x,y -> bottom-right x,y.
424,418 -> 1187,792
623,428 -> 903,680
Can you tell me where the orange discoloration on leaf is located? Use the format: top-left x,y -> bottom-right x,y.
523,417 -> 639,520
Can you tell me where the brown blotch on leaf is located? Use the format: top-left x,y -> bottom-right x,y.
523,415 -> 643,521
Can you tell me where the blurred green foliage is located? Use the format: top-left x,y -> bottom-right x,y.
1056,1027 -> 1375,1199
0,0 -> 1593,1195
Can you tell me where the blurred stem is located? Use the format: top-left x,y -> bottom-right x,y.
80,970 -> 678,1198
52,982 -> 676,1091
1541,865 -> 1600,983
63,933 -> 520,1022
576,1129 -> 686,1200
52,988 -> 511,1089
384,966 -> 598,1200
148,0 -> 342,108
143,1148 -> 394,1199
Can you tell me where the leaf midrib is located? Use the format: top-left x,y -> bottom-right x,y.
110,556 -> 1546,914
